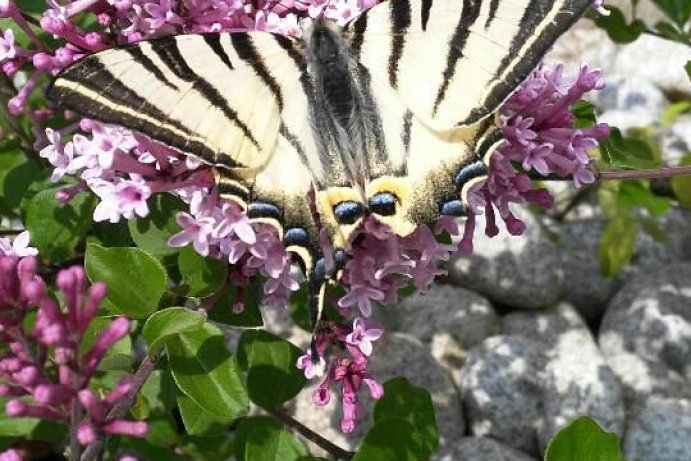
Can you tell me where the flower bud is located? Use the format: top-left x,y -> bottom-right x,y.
5,399 -> 27,417
104,420 -> 148,438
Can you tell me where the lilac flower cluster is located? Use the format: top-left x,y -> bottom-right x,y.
0,0 -> 610,435
456,64 -> 610,253
0,238 -> 147,451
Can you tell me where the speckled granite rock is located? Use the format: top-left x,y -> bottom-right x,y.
448,212 -> 563,310
502,304 -> 626,451
460,335 -> 545,456
435,437 -> 538,461
624,398 -> 691,461
389,283 -> 500,385
599,263 -> 691,413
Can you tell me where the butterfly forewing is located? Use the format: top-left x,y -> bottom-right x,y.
49,32 -> 306,174
347,0 -> 593,131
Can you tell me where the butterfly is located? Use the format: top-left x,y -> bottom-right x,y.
48,0 -> 593,338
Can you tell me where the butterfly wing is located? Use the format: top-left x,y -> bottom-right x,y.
49,32 -> 308,175
345,0 -> 593,131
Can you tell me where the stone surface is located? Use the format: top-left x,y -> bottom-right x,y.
624,398 -> 691,461
599,263 -> 691,413
448,211 -> 564,310
435,437 -> 538,461
502,304 -> 626,451
661,115 -> 691,166
547,20 -> 691,97
389,283 -> 500,385
594,76 -> 667,131
288,333 -> 464,454
460,335 -> 545,456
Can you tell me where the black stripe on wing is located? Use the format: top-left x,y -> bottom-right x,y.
48,58 -> 224,166
202,34 -> 235,72
388,0 -> 411,88
231,34 -> 285,110
420,0 -> 433,31
123,47 -> 178,90
150,36 -> 261,151
460,0 -> 593,125
432,0 -> 483,115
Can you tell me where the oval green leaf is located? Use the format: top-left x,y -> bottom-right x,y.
177,393 -> 232,437
235,417 -> 308,461
167,323 -> 248,420
177,246 -> 228,298
143,307 -> 206,352
237,330 -> 306,409
25,187 -> 95,262
85,243 -> 167,318
128,194 -> 185,258
545,416 -> 628,461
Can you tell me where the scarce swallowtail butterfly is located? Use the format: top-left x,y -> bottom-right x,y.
48,0 -> 594,341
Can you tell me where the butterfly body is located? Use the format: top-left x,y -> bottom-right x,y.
48,0 -> 594,334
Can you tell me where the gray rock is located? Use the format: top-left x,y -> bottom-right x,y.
539,328 -> 625,451
390,284 -> 500,385
502,302 -> 586,345
595,76 -> 667,130
288,333 -> 464,454
599,263 -> 691,412
661,115 -> 691,166
502,304 -> 626,450
624,398 -> 691,461
460,336 -> 545,456
448,211 -> 564,310
435,437 -> 538,461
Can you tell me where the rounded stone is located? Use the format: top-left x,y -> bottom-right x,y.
448,211 -> 563,310
624,397 -> 691,461
389,283 -> 500,385
460,335 -> 545,456
435,437 -> 538,461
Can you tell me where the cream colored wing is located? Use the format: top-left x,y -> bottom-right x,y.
48,33 -> 306,175
345,0 -> 593,131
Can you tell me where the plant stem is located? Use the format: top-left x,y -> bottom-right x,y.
69,399 -> 83,461
79,352 -> 162,461
267,408 -> 355,460
596,165 -> 691,181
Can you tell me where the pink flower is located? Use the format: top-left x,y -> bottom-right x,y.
168,211 -> 217,256
0,449 -> 22,461
296,353 -> 326,379
0,231 -> 38,258
345,317 -> 383,356
0,29 -> 16,61
90,176 -> 152,223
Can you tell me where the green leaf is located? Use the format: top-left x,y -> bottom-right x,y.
650,0 -> 691,27
0,414 -> 40,437
139,370 -> 178,414
207,286 -> 263,328
654,20 -> 687,42
617,181 -> 671,217
25,187 -> 95,262
571,100 -> 597,128
234,417 -> 308,461
16,0 -> 45,14
236,330 -> 306,409
142,307 -> 206,352
85,243 -> 167,318
177,246 -> 228,297
545,416 -> 628,461
661,101 -> 691,126
177,393 -> 232,436
0,152 -> 44,218
354,419 -> 425,461
671,155 -> 691,207
685,61 -> 691,82
598,128 -> 659,169
79,317 -> 132,370
599,215 -> 639,278
372,378 -> 439,460
590,6 -> 646,44
128,194 -> 185,258
166,322 -> 248,420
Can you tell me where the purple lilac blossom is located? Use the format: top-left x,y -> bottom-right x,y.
0,243 -> 147,445
1,0 -> 609,433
